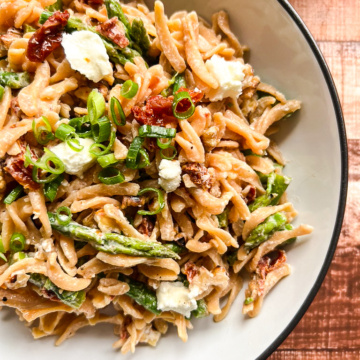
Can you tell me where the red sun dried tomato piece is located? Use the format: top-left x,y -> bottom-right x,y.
131,88 -> 203,126
84,0 -> 104,5
97,17 -> 129,49
27,11 -> 70,63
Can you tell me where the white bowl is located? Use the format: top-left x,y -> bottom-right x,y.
0,0 -> 347,359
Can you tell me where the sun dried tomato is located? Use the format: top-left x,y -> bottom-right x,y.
131,88 -> 203,126
4,142 -> 39,191
97,17 -> 129,49
27,11 -> 70,63
84,0 -> 103,5
256,250 -> 287,280
183,262 -> 199,282
245,186 -> 256,204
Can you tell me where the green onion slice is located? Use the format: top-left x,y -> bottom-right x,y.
98,167 -> 125,185
10,233 -> 26,253
92,116 -> 111,143
32,116 -> 55,145
138,125 -> 176,139
110,97 -> 126,126
160,146 -> 177,160
125,136 -> 144,169
69,117 -> 92,138
56,206 -> 72,226
3,185 -> 24,205
44,174 -> 64,202
172,91 -> 195,120
55,123 -> 84,152
120,80 -> 139,99
157,138 -> 172,149
137,188 -> 165,215
97,153 -> 120,168
138,148 -> 150,169
90,131 -> 116,157
87,89 -> 105,125
173,73 -> 186,93
0,253 -> 6,262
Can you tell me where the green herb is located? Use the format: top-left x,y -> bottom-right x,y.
3,185 -> 24,205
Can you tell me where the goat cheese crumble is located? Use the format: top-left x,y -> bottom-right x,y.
62,31 -> 113,82
50,138 -> 96,178
158,159 -> 182,193
156,281 -> 197,317
205,54 -> 245,101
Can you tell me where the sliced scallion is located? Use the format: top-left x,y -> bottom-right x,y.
137,188 -> 165,215
172,91 -> 195,120
68,117 -> 92,138
89,131 -> 116,157
87,89 -> 105,125
98,167 -> 125,184
138,148 -> 150,169
120,80 -> 139,99
160,146 -> 177,160
10,233 -> 26,253
110,97 -> 126,126
156,138 -> 172,149
125,136 -> 144,169
32,116 -> 54,145
138,125 -> 176,139
3,185 -> 24,205
44,174 -> 64,202
97,153 -> 120,168
56,206 -> 72,226
173,73 -> 186,93
55,123 -> 84,152
92,116 -> 111,143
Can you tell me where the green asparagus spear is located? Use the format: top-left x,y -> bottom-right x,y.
48,212 -> 180,259
163,242 -> 186,254
248,172 -> 291,212
104,0 -> 131,32
217,208 -> 229,228
46,0 -> 62,11
0,71 -> 30,89
226,249 -> 238,266
130,19 -> 150,55
118,274 -> 161,314
29,274 -> 85,309
192,299 -> 208,318
0,85 -> 4,101
278,223 -> 297,247
244,212 -> 288,251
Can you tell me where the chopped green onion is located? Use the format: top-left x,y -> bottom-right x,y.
156,138 -> 172,149
23,24 -> 36,33
55,123 -> 84,152
87,89 -> 105,125
137,188 -> 165,215
172,91 -> 195,120
160,146 -> 177,160
97,153 -> 120,168
0,85 -> 4,101
217,208 -> 229,228
120,80 -> 139,99
0,237 -> 5,253
0,253 -> 6,262
89,131 -> 116,157
110,97 -> 126,126
56,206 -> 72,226
32,116 -> 55,145
138,148 -> 150,169
10,233 -> 25,253
3,185 -> 24,205
32,167 -> 60,184
138,125 -> 176,138
69,117 -> 92,138
98,167 -> 125,185
244,297 -> 254,305
125,136 -> 144,169
173,73 -> 186,93
44,174 -> 64,202
92,116 -> 111,143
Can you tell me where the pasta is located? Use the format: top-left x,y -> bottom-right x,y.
0,0 -> 312,353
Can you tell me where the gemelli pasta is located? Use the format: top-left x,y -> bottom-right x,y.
0,0 -> 313,353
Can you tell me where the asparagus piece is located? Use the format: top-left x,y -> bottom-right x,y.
278,223 -> 297,247
163,242 -> 186,254
248,172 -> 291,212
104,0 -> 130,32
244,212 -> 288,251
130,19 -> 150,55
29,274 -> 85,309
46,0 -> 62,11
0,71 -> 30,89
217,208 -> 229,228
192,299 -> 208,318
0,85 -> 4,101
119,274 -> 160,314
48,212 -> 180,259
23,24 -> 36,33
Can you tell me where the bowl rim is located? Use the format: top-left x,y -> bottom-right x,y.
257,1 -> 348,359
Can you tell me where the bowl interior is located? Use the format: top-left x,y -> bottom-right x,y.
0,1 -> 346,359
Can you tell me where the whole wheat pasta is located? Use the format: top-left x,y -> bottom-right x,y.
0,0 -> 312,352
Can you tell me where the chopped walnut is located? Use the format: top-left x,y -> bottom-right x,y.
120,196 -> 146,209
137,216 -> 154,237
182,162 -> 213,190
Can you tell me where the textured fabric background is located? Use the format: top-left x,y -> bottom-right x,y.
270,1 -> 358,359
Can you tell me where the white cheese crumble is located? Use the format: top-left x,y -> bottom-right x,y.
156,281 -> 197,317
158,159 -> 182,193
205,54 -> 246,101
50,138 -> 96,178
62,31 -> 113,83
